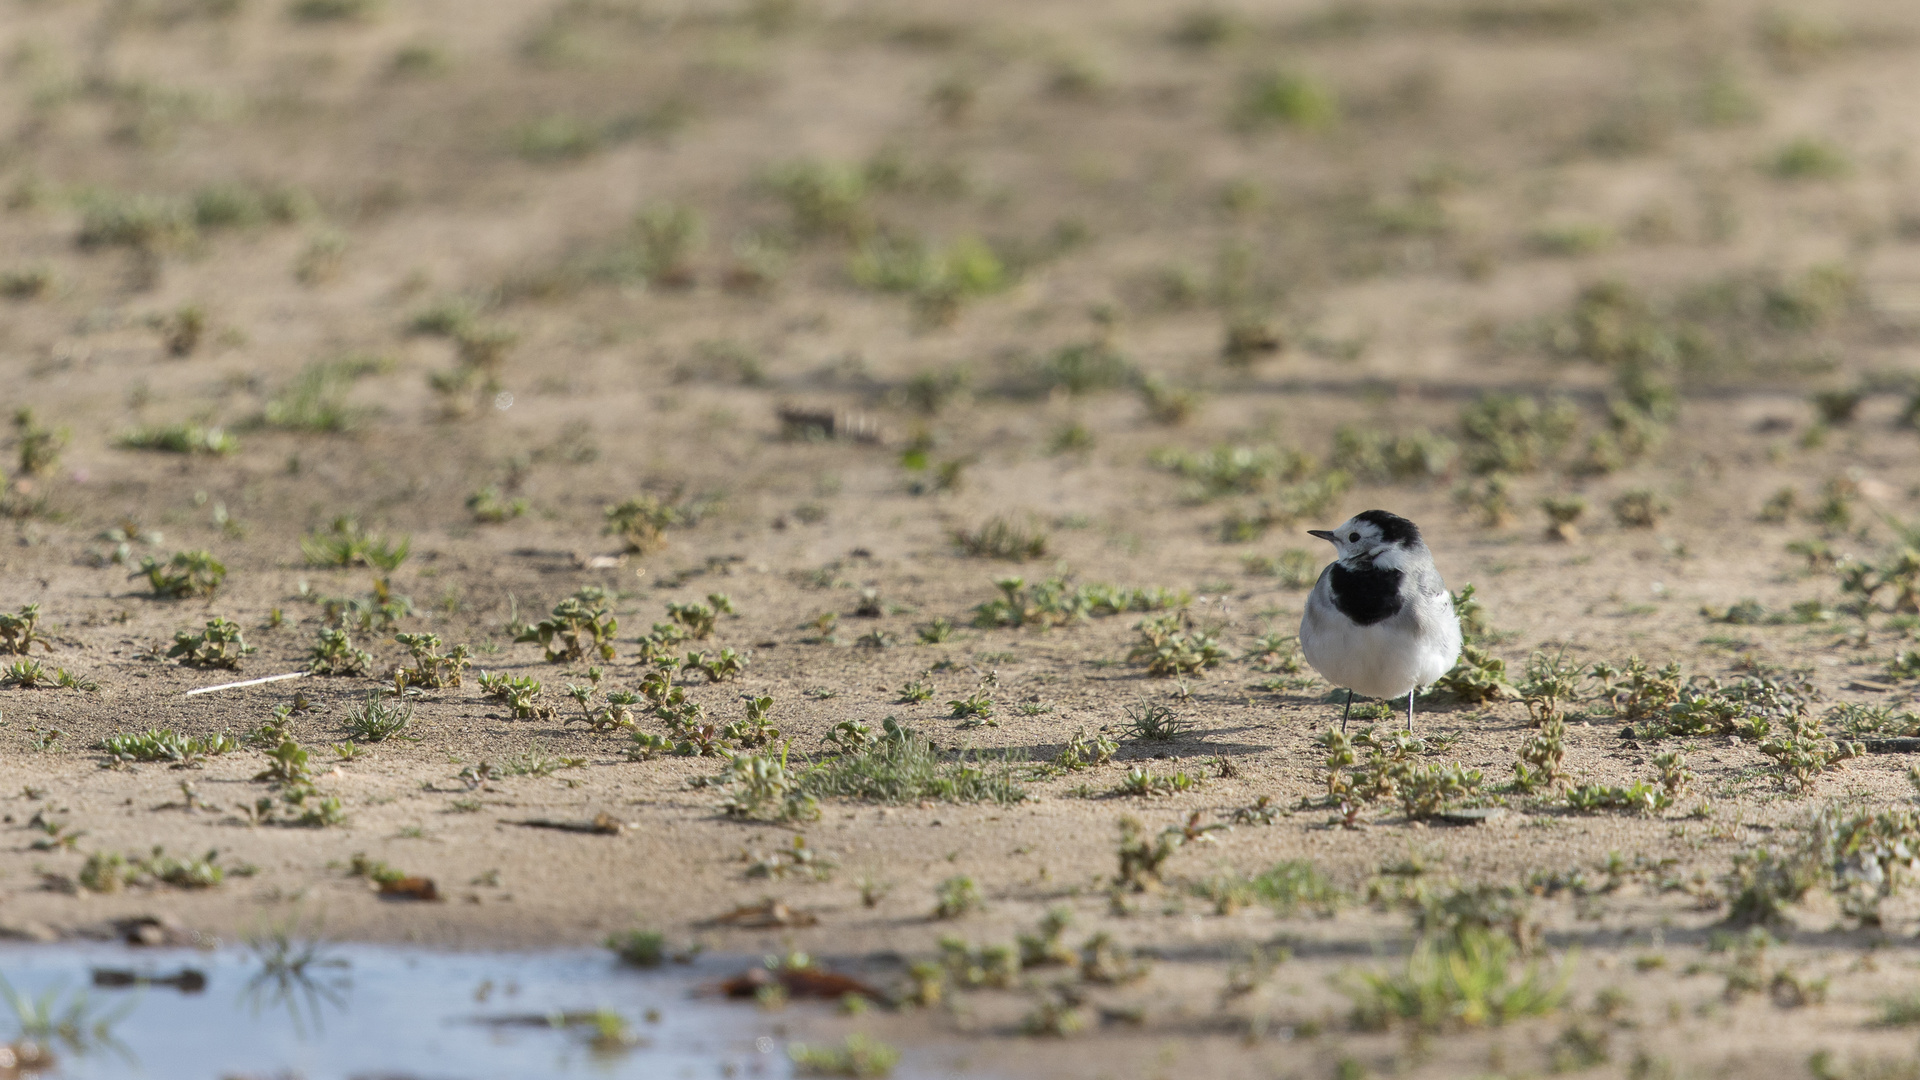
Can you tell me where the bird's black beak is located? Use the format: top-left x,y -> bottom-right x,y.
1307,529 -> 1338,543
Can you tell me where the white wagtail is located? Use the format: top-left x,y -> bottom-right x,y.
1299,510 -> 1462,732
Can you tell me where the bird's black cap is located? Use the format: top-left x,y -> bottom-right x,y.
1354,509 -> 1421,546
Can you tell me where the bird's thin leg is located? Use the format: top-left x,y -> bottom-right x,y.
1406,690 -> 1415,732
1340,689 -> 1354,734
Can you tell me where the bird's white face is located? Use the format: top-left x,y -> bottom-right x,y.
1308,516 -> 1390,563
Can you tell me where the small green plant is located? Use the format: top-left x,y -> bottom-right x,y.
393,632 -> 469,688
954,516 -> 1048,561
117,423 -> 239,455
788,1033 -> 901,1078
1345,929 -> 1566,1032
1512,717 -> 1567,793
1517,648 -> 1587,726
1459,393 -> 1577,475
1565,781 -> 1668,815
1235,68 -> 1337,131
307,627 -> 372,676
719,745 -> 819,822
604,495 -> 680,554
1758,714 -> 1862,792
100,728 -> 240,767
897,677 -> 934,703
1115,811 -> 1223,891
0,603 -> 50,655
683,646 -> 748,683
1611,489 -> 1668,528
466,486 -> 528,522
478,671 -> 551,720
301,517 -> 410,571
1122,702 -> 1189,742
12,408 -> 67,476
1591,656 -> 1683,720
344,693 -> 415,743
606,929 -> 666,968
1055,728 -> 1118,770
135,550 -> 227,598
721,696 -> 779,748
1,658 -> 47,688
168,617 -> 254,669
1429,642 -> 1513,703
933,875 -> 983,919
663,595 -> 732,641
1128,614 -> 1228,677
518,591 -> 619,662
947,682 -> 995,722
800,722 -> 1025,805
1195,860 -> 1341,916
1769,137 -> 1850,180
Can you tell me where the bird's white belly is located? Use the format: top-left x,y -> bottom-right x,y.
1299,613 -> 1457,699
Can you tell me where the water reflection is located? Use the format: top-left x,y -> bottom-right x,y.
0,943 -> 935,1078
242,924 -> 350,1038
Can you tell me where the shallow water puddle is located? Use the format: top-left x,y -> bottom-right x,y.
0,942 -> 929,1079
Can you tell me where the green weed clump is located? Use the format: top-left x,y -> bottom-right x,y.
393,632 -> 470,688
604,495 -> 680,554
1517,649 -> 1588,726
800,723 -> 1025,806
1193,860 -> 1342,916
12,409 -> 66,477
1121,702 -> 1188,742
1150,443 -> 1316,500
1511,717 -> 1566,793
118,424 -> 238,455
307,627 -> 372,676
466,486 -> 527,523
606,929 -> 665,968
850,233 -> 1010,325
168,617 -> 254,669
718,745 -> 818,822
1592,656 -> 1683,721
1128,614 -> 1228,677
954,517 -> 1048,561
666,593 -> 734,638
0,603 -> 50,655
479,671 -> 552,720
1758,714 -> 1862,792
1564,781 -> 1668,815
518,590 -> 619,662
1345,929 -> 1566,1032
1459,393 -> 1578,475
100,728 -> 240,767
77,192 -> 194,251
300,517 -> 410,571
1038,339 -> 1133,395
1330,426 -> 1459,482
136,550 -> 226,599
1242,549 -> 1319,588
1839,547 -> 1920,615
0,658 -> 50,688
79,846 -> 241,892
971,576 -> 1188,629
788,1033 -> 901,1078
262,356 -> 389,432
1115,812 -> 1225,892
1234,68 -> 1337,131
344,693 -> 415,743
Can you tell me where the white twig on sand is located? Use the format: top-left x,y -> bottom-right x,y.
184,671 -> 311,697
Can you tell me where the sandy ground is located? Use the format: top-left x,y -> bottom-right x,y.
0,0 -> 1919,1075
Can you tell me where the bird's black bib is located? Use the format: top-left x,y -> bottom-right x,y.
1329,563 -> 1404,626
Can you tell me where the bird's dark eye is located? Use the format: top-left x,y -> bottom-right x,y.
1348,532 -> 1359,542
